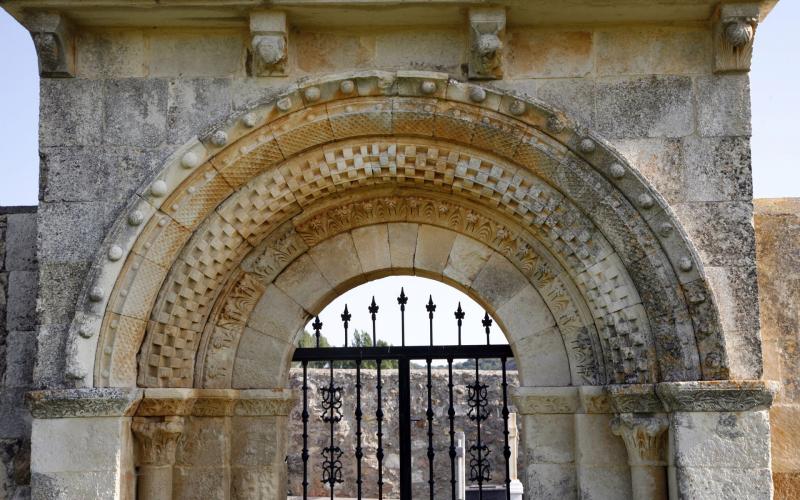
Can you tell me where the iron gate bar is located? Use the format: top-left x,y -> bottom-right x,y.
376,359 -> 385,500
292,344 -> 514,361
301,360 -> 309,498
398,358 -> 412,500
425,357 -> 435,499
501,357 -> 511,500
447,358 -> 457,499
355,359 -> 363,498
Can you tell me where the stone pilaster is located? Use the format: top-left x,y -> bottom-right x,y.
658,381 -> 778,500
131,417 -> 185,500
611,413 -> 669,500
27,388 -> 143,500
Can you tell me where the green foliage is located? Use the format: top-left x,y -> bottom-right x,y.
294,329 -> 398,369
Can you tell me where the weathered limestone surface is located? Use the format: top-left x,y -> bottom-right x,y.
0,208 -> 37,500
0,1 -> 784,498
755,198 -> 800,500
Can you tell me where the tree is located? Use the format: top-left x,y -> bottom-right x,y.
293,329 -> 398,369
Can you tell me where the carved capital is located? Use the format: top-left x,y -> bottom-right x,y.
468,8 -> 506,80
611,413 -> 669,467
132,416 -> 185,466
714,3 -> 760,73
249,11 -> 288,76
23,12 -> 75,78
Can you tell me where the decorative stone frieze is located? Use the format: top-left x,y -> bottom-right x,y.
22,12 -> 75,77
512,386 -> 578,414
468,8 -> 506,80
27,388 -> 143,418
249,11 -> 288,77
607,384 -> 664,413
134,388 -> 297,417
714,3 -> 760,73
656,380 -> 779,412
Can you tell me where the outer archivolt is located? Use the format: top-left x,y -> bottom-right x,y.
64,71 -> 724,391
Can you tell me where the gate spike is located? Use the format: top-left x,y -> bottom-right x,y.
341,304 -> 351,347
426,295 -> 436,346
398,288 -> 408,346
369,296 -> 379,346
454,302 -> 465,346
482,311 -> 493,346
312,316 -> 323,348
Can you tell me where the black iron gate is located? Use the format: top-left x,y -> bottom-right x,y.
292,289 -> 515,500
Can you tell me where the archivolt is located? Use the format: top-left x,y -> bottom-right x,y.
63,71 -> 725,390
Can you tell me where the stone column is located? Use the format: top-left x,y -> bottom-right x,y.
611,413 -> 669,500
131,416 -> 184,500
27,388 -> 143,499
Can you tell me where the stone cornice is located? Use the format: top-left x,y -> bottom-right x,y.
1,0 -> 778,30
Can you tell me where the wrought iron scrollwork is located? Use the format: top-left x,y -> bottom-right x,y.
467,361 -> 492,487
320,366 -> 344,494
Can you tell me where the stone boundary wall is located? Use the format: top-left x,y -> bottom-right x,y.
286,367 -> 520,499
0,206 -> 37,500
755,198 -> 800,500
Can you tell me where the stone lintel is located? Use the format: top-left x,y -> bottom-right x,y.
21,11 -> 75,77
27,388 -> 143,418
136,388 -> 298,417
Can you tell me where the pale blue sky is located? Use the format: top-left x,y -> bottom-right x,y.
0,5 -> 796,346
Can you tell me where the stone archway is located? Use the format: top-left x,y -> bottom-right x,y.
28,70 -> 776,500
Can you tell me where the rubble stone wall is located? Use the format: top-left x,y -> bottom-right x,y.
755,198 -> 800,500
0,206 -> 37,500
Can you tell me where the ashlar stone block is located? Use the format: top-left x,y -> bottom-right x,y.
414,225 -> 456,277
695,74 -> 752,137
442,234 -> 493,288
104,78 -> 168,148
352,225 -> 391,274
595,76 -> 694,139
670,410 -> 771,469
387,223 -> 418,272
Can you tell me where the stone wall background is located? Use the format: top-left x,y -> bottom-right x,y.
754,199 -> 800,500
32,23 -> 758,390
0,206 -> 37,500
286,367 -> 520,499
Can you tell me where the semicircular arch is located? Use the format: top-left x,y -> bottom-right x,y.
62,71 -> 725,389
